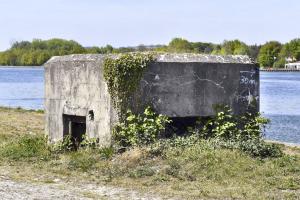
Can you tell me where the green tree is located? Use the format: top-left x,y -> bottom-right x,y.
273,58 -> 286,68
103,45 -> 114,53
248,45 -> 261,61
36,51 -> 51,65
220,40 -> 250,55
258,41 -> 282,68
191,42 -> 215,54
0,38 -> 87,66
211,45 -> 222,55
168,38 -> 193,52
280,38 -> 300,61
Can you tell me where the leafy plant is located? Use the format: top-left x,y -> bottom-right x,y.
201,106 -> 238,140
198,106 -> 270,141
98,147 -> 115,160
80,135 -> 99,149
237,112 -> 270,140
113,107 -> 171,149
51,135 -> 74,153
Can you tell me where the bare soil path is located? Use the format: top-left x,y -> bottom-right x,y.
0,175 -> 163,200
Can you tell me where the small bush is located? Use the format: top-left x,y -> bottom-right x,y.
198,105 -> 269,141
80,135 -> 99,149
51,135 -> 74,153
98,147 -> 115,160
202,106 -> 238,140
238,139 -> 283,158
113,107 -> 171,149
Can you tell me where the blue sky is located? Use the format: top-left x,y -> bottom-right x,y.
0,0 -> 299,50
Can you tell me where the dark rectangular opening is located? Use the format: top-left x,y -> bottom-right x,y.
164,116 -> 211,137
63,114 -> 86,148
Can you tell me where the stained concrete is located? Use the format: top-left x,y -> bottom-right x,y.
44,53 -> 259,146
44,54 -> 116,146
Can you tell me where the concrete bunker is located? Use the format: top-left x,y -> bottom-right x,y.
44,53 -> 259,146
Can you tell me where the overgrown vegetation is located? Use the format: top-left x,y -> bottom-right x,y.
113,107 -> 170,149
0,107 -> 299,199
103,53 -> 154,118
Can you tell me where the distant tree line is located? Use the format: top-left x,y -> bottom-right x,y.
0,39 -> 116,66
0,38 -> 299,67
161,38 -> 300,68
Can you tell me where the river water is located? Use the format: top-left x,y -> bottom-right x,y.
0,67 -> 44,110
0,67 -> 299,144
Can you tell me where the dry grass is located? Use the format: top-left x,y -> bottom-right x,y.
0,107 -> 43,142
0,107 -> 300,199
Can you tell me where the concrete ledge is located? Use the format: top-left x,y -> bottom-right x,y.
46,53 -> 255,64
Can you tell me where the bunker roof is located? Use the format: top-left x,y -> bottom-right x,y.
46,53 -> 254,64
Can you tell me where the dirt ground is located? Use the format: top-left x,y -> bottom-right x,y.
0,175 -> 165,200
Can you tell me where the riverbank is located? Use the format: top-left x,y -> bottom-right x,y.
0,107 -> 300,199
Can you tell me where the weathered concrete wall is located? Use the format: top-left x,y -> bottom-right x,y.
45,53 -> 259,145
44,55 -> 116,146
137,54 -> 259,117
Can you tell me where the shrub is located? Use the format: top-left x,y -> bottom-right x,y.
113,107 -> 171,149
198,106 -> 269,141
80,135 -> 99,149
238,139 -> 283,158
201,106 -> 238,140
98,147 -> 115,160
51,135 -> 74,153
237,112 -> 270,140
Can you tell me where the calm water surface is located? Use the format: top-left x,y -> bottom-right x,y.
260,72 -> 300,144
0,67 -> 299,144
0,67 -> 43,110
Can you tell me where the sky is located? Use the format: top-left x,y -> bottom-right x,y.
0,0 -> 299,50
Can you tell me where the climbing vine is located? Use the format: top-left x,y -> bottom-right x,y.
103,53 -> 155,119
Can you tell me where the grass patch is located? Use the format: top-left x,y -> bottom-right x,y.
67,150 -> 98,172
0,134 -> 50,162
